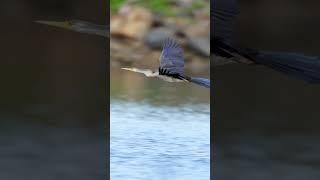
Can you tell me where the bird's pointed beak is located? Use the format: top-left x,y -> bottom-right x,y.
35,20 -> 73,30
121,67 -> 135,72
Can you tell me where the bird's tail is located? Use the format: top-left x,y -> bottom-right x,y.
245,49 -> 320,83
190,77 -> 210,88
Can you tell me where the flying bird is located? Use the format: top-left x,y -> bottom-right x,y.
212,0 -> 320,83
122,38 -> 210,88
35,19 -> 210,88
35,1 -> 320,83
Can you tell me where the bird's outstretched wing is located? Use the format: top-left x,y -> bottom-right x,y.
159,38 -> 185,74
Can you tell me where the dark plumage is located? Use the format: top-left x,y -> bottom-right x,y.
122,38 -> 210,88
212,0 -> 320,83
159,38 -> 210,88
159,38 -> 185,75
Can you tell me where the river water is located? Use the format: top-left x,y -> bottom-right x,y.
110,69 -> 210,180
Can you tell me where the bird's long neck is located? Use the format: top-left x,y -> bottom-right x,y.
147,71 -> 159,77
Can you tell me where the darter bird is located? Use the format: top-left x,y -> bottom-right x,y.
122,38 -> 210,88
212,0 -> 320,83
36,1 -> 320,83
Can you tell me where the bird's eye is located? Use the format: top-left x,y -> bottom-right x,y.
66,20 -> 72,26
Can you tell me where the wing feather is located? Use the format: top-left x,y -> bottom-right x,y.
159,38 -> 185,74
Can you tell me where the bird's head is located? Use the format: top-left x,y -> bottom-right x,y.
121,67 -> 146,73
121,67 -> 155,77
121,67 -> 136,72
35,20 -> 73,30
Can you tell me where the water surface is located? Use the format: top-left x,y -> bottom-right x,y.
110,69 -> 210,180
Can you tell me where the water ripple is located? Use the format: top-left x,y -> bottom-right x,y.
111,100 -> 210,180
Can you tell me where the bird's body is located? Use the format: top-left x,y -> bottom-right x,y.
121,68 -> 188,82
158,76 -> 186,82
122,38 -> 210,88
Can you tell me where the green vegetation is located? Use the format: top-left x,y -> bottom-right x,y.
111,0 -> 208,17
184,1 -> 207,14
110,0 -> 126,12
110,0 -> 173,16
136,0 -> 173,16
190,1 -> 206,10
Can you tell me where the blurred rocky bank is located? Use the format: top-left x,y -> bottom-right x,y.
110,1 -> 210,74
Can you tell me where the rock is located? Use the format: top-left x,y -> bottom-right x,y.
110,5 -> 152,39
170,0 -> 193,7
188,58 -> 210,74
143,28 -> 174,49
182,21 -> 209,37
151,15 -> 165,27
110,37 -> 159,67
188,37 -> 210,57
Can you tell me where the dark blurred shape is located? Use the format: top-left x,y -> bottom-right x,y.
0,0 -> 107,179
212,0 -> 320,83
212,0 -> 320,179
35,19 -> 109,37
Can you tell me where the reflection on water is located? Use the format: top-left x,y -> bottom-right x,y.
110,69 -> 210,180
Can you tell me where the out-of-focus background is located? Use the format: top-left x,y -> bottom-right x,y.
214,1 -> 320,179
0,0 -> 106,179
110,0 -> 210,179
110,0 -> 210,74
